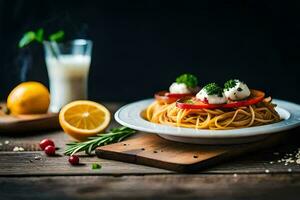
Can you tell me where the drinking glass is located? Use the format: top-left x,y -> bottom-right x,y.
43,39 -> 93,113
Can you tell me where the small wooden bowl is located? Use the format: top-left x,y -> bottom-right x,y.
0,103 -> 60,133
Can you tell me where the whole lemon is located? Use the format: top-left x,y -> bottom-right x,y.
7,82 -> 50,115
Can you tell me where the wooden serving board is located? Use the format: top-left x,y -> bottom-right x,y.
96,133 -> 284,172
0,103 -> 60,133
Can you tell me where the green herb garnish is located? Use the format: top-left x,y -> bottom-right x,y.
92,163 -> 102,170
35,28 -> 44,43
176,73 -> 198,88
185,99 -> 195,104
204,83 -> 223,97
19,28 -> 65,48
224,79 -> 238,91
18,31 -> 37,48
49,30 -> 65,42
64,126 -> 136,156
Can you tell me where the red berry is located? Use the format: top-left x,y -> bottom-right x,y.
39,139 -> 55,150
44,145 -> 56,156
68,155 -> 79,165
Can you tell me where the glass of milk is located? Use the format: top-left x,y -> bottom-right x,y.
43,39 -> 92,113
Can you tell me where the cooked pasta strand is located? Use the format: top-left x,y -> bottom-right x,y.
145,101 -> 281,130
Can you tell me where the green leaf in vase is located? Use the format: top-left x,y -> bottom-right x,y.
18,31 -> 36,48
19,28 -> 65,48
35,28 -> 44,43
49,30 -> 65,42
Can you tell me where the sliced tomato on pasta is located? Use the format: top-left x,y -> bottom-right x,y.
223,89 -> 265,108
176,89 -> 265,109
155,91 -> 194,104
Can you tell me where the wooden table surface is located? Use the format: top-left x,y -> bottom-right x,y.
1,103 -> 300,200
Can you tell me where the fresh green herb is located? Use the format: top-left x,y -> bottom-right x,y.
18,31 -> 36,48
19,29 -> 65,48
49,30 -> 65,42
64,126 -> 136,156
204,83 -> 223,97
176,73 -> 198,88
35,28 -> 44,43
92,163 -> 102,170
185,99 -> 195,104
224,79 -> 237,91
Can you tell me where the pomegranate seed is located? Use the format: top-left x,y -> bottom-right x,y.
68,155 -> 79,165
44,145 -> 56,156
39,139 -> 55,150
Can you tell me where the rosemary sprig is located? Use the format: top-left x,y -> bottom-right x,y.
64,126 -> 136,156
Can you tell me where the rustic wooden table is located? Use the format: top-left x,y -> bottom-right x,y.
1,103 -> 300,200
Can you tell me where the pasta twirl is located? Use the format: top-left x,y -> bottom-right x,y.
146,101 -> 281,130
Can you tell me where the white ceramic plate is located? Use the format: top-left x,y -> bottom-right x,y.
115,99 -> 300,144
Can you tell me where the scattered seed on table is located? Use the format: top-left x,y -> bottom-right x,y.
13,146 -> 24,152
34,156 -> 41,160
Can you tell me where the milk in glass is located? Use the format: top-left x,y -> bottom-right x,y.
45,55 -> 90,112
44,40 -> 92,113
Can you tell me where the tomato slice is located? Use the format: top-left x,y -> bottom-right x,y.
155,91 -> 194,104
222,89 -> 265,108
176,89 -> 265,109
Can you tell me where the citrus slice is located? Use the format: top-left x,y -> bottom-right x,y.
59,100 -> 111,141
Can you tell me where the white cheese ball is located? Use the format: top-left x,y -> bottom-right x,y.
169,82 -> 191,94
224,80 -> 251,101
196,88 -> 227,104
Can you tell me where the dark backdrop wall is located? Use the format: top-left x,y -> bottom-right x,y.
0,0 -> 299,103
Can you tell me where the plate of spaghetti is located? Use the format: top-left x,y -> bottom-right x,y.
115,74 -> 300,144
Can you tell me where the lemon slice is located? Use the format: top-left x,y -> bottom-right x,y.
59,100 -> 111,141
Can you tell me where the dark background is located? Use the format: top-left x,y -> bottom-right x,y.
0,0 -> 299,103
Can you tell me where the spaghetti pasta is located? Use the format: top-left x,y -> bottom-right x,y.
145,100 -> 281,130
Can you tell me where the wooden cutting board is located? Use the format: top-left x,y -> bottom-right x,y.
96,133 -> 284,172
0,103 -> 60,133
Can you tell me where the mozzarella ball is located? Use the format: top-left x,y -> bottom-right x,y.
169,82 -> 191,94
224,80 -> 251,101
196,88 -> 227,104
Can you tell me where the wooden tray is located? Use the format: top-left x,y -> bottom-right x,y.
96,133 -> 284,172
0,103 -> 60,133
